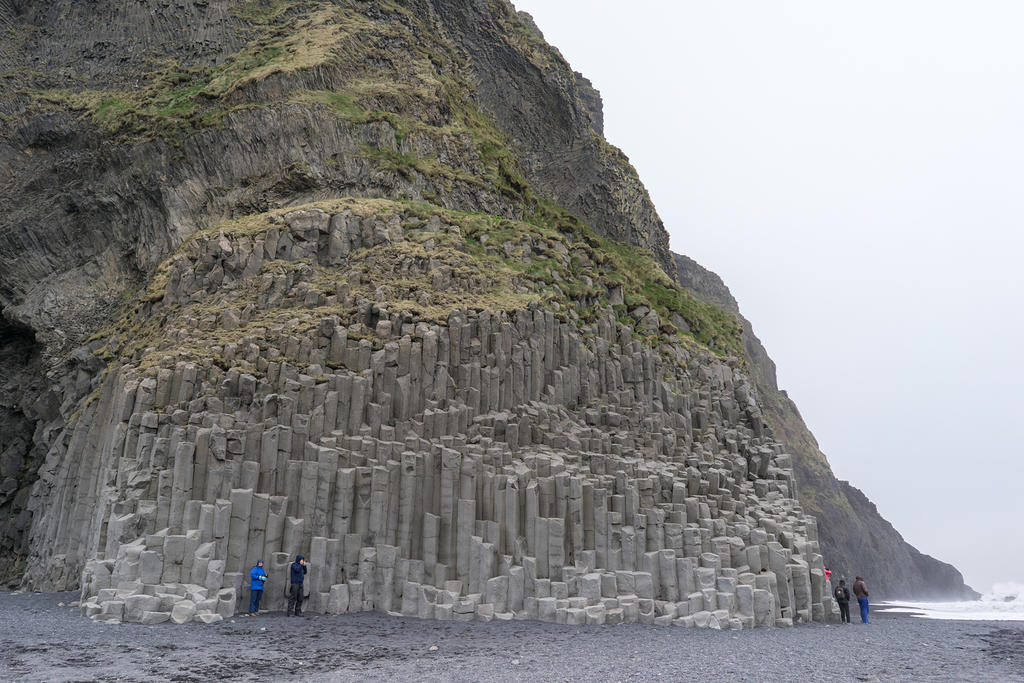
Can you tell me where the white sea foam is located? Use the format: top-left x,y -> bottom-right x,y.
879,581 -> 1024,621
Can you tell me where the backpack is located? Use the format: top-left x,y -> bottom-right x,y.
834,587 -> 849,602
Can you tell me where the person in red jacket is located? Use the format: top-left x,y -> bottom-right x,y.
853,575 -> 870,623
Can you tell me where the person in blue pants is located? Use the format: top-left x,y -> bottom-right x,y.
853,575 -> 870,623
248,560 -> 268,615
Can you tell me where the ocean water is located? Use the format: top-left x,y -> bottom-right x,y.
878,582 -> 1024,621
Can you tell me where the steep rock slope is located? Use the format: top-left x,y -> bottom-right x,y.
64,201 -> 830,627
426,2 -> 674,274
673,253 -> 976,600
0,0 -> 966,628
0,0 -> 675,583
1,0 -> 830,631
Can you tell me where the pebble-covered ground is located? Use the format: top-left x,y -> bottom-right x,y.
1,591 -> 1022,682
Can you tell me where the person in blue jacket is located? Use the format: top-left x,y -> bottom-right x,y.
248,560 -> 268,615
287,555 -> 308,617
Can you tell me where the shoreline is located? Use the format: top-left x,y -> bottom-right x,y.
1,591 -> 1022,681
877,590 -> 1024,622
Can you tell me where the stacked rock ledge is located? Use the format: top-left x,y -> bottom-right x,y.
32,200 -> 834,628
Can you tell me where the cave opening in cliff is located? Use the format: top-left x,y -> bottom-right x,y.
0,310 -> 37,360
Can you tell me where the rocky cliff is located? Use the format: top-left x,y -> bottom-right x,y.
0,0 -> 967,629
65,200 -> 830,627
673,253 -> 977,600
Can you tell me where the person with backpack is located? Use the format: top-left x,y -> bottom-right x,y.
287,555 -> 308,617
248,559 -> 268,615
853,575 -> 870,623
833,578 -> 851,623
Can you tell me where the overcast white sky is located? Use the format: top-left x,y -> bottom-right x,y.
513,0 -> 1024,593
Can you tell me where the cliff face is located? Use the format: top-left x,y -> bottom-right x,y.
0,0 -> 966,628
0,0 -> 671,353
673,253 -> 977,600
49,200 -> 836,628
427,2 -> 674,273
1,0 -> 678,584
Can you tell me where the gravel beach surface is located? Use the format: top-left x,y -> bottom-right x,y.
1,591 -> 1022,682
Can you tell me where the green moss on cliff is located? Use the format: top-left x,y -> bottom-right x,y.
207,5 -> 367,97
760,387 -> 854,516
109,198 -> 742,372
26,2 -> 381,142
27,1 -> 743,364
27,0 -> 526,200
31,64 -> 226,140
597,238 -> 744,358
437,76 -> 529,197
520,201 -> 745,358
289,90 -> 390,124
290,69 -> 527,199
487,0 -> 568,72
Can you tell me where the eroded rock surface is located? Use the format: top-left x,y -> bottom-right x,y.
63,203 -> 832,627
0,0 -> 971,621
1,0 -> 676,585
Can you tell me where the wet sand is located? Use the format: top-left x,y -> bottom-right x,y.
1,591 -> 1022,682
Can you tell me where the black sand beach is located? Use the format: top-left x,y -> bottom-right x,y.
1,591 -> 1021,682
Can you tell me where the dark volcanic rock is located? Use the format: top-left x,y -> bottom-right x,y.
430,0 -> 674,277
0,2 -> 798,619
0,0 -> 975,618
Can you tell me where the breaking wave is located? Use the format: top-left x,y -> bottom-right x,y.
879,582 -> 1024,621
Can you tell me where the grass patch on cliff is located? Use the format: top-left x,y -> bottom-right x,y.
25,0 -> 528,212
595,237 -> 744,358
206,5 -> 365,97
104,197 -> 745,377
488,0 -> 568,72
360,145 -> 493,191
438,75 -> 530,198
289,90 -> 381,123
230,0 -> 310,25
290,69 -> 527,201
26,2 -> 366,143
31,65 -> 226,140
517,200 -> 745,358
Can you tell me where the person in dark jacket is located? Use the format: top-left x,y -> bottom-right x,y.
248,560 -> 268,615
853,575 -> 870,623
833,578 -> 851,624
287,555 -> 308,617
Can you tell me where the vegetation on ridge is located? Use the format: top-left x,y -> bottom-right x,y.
23,0 -> 743,363
96,198 -> 743,375
26,2 -> 407,143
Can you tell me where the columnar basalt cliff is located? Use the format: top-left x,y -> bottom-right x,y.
0,0 -> 971,628
64,202 -> 829,627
